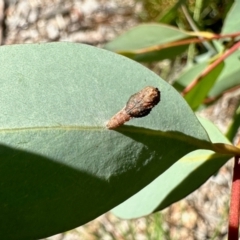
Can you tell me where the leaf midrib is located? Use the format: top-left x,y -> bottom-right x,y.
0,125 -> 215,152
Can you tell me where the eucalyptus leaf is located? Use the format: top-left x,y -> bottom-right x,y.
173,62 -> 207,92
222,1 -> 240,34
226,105 -> 240,142
208,50 -> 240,97
184,62 -> 224,110
111,117 -> 232,219
105,24 -> 189,52
0,43 -> 227,239
174,50 -> 240,99
104,24 -> 190,61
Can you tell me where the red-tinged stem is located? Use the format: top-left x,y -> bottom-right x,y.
213,32 -> 240,40
182,41 -> 240,96
228,155 -> 240,240
131,32 -> 240,55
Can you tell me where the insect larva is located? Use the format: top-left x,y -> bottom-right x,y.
106,86 -> 160,129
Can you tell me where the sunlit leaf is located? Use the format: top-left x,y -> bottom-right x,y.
184,62 -> 224,110
222,1 -> 240,34
0,43 -> 217,239
111,117 -> 232,219
105,24 -> 191,61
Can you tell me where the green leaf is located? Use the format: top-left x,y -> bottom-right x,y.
221,1 -> 240,34
184,62 -> 224,110
111,117 -> 231,219
226,105 -> 240,142
173,62 -> 208,92
174,51 -> 240,99
105,24 -> 189,51
104,24 -> 190,61
208,50 -> 240,97
133,45 -> 188,62
0,43 -> 236,239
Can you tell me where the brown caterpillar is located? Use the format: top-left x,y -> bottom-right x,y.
106,86 -> 160,129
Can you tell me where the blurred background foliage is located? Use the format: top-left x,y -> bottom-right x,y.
138,0 -> 233,33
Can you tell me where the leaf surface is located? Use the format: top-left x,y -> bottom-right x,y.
174,51 -> 240,99
184,62 -> 224,110
111,117 -> 232,219
173,62 -> 208,92
0,43 -> 234,239
104,24 -> 190,61
222,1 -> 240,34
208,50 -> 240,97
